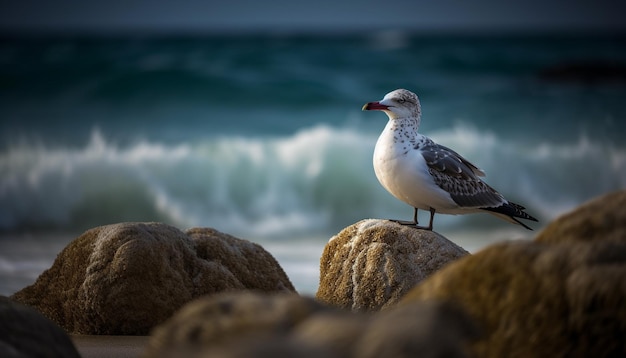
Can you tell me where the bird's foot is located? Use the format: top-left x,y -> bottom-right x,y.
388,219 -> 432,231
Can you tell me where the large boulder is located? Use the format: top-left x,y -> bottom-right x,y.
535,190 -> 626,244
0,296 -> 81,358
353,300 -> 478,358
144,291 -> 477,358
400,191 -> 626,358
292,311 -> 370,357
293,300 -> 478,358
166,336 -> 337,358
317,219 -> 468,311
143,292 -> 331,357
11,222 -> 294,335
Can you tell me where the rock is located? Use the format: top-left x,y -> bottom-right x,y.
316,219 -> 468,311
292,311 -> 371,357
187,227 -> 294,292
174,336 -> 338,358
354,300 -> 479,358
0,296 -> 81,358
143,292 -> 330,357
293,301 -> 478,358
400,239 -> 626,357
535,190 -> 626,244
11,222 -> 294,335
145,291 -> 478,358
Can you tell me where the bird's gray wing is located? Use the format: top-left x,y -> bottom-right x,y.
420,140 -> 504,208
419,140 -> 485,179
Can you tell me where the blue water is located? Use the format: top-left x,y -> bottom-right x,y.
1,33 -> 625,294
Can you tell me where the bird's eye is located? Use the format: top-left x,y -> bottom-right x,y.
397,98 -> 406,104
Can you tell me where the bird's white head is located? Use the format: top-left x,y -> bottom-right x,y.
362,89 -> 421,121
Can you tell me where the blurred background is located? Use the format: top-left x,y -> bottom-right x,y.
1,0 -> 625,295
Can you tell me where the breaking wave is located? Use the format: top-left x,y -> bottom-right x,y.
1,124 -> 624,238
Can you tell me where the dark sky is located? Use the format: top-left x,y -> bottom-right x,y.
1,0 -> 625,34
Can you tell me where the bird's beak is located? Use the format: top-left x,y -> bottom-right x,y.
362,101 -> 389,111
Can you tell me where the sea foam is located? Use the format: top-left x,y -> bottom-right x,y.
1,124 -> 624,237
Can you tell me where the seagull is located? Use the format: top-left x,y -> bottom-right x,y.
363,89 -> 538,231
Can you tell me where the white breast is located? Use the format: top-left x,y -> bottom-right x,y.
373,121 -> 459,213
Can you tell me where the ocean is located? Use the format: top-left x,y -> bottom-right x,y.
1,33 -> 625,295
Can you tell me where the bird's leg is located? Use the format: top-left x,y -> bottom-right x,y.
425,207 -> 436,231
390,208 -> 433,230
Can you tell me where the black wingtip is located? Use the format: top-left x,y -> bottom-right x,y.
481,201 -> 538,230
511,217 -> 534,230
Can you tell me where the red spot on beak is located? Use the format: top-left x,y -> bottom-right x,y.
362,101 -> 389,111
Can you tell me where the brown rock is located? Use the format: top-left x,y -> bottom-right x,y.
535,190 -> 626,244
354,300 -> 479,358
177,336 -> 338,358
317,219 -> 468,311
400,240 -> 626,357
0,296 -> 81,358
11,222 -> 294,335
292,311 -> 371,357
293,301 -> 478,358
187,227 -> 295,292
146,291 -> 478,358
143,292 -> 330,357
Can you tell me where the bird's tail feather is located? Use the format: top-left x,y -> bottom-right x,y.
481,201 -> 538,230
